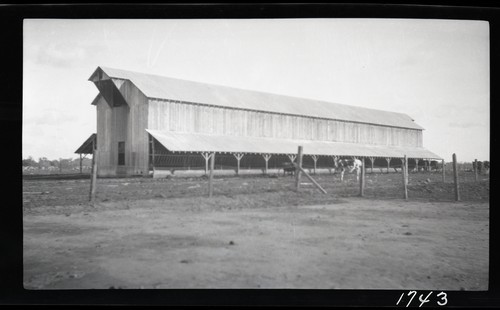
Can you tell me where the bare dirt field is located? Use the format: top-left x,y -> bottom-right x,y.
23,171 -> 489,290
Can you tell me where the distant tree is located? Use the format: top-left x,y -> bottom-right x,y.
484,161 -> 490,169
38,157 -> 51,168
59,158 -> 72,170
22,156 -> 37,167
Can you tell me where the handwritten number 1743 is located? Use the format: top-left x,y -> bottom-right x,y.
396,291 -> 447,307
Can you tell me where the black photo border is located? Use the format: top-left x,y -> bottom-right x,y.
2,2 -> 498,307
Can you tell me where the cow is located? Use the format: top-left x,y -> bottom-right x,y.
334,158 -> 363,182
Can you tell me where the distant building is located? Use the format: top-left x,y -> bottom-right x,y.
77,66 -> 441,177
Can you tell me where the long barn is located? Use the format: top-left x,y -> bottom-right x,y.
78,66 -> 441,177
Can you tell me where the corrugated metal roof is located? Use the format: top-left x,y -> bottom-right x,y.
95,66 -> 424,130
146,129 -> 442,159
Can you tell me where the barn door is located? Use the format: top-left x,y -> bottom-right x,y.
118,141 -> 125,166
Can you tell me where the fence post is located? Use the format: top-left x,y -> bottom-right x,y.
295,146 -> 303,191
453,153 -> 460,201
405,156 -> 409,185
209,152 -> 215,197
442,159 -> 445,183
359,157 -> 365,197
474,159 -> 478,182
402,156 -> 408,200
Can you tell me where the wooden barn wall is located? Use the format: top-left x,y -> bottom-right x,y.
95,79 -> 149,176
96,96 -> 113,176
95,95 -> 128,176
118,80 -> 149,175
148,100 -> 423,147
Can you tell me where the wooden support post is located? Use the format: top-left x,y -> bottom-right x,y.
234,153 -> 244,176
201,152 -> 210,175
403,155 -> 408,200
369,157 -> 374,174
474,159 -> 478,182
209,152 -> 215,198
287,154 -> 296,163
415,159 -> 419,173
89,141 -> 97,202
298,166 -> 327,194
295,146 -> 303,191
359,157 -> 365,197
79,153 -> 83,174
386,158 -> 391,174
151,136 -> 155,172
331,156 -> 338,174
262,154 -> 272,174
453,153 -> 460,201
148,136 -> 154,175
405,156 -> 409,185
311,155 -> 318,175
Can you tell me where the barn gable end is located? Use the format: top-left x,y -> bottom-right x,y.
89,68 -> 149,176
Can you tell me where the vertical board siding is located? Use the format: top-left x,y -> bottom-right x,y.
147,99 -> 423,147
118,80 -> 149,175
96,96 -> 113,175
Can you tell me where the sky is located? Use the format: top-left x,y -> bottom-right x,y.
23,19 -> 489,162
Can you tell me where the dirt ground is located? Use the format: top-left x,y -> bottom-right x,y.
23,171 -> 489,290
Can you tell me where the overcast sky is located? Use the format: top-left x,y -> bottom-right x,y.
23,19 -> 489,162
